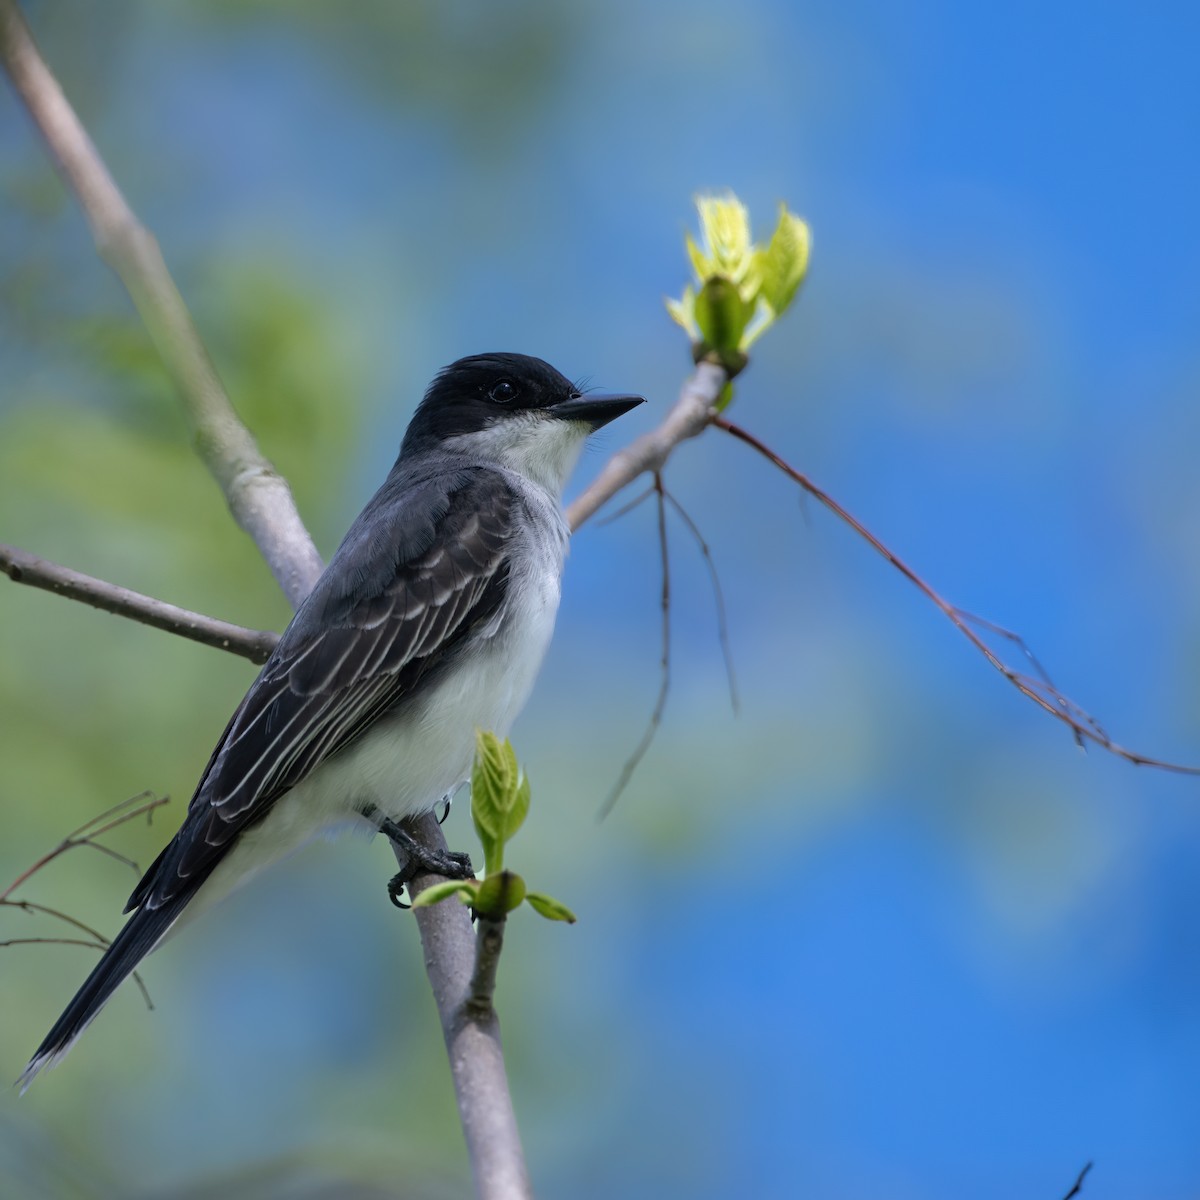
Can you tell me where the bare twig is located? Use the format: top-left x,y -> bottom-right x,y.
0,543 -> 279,664
0,791 -> 168,901
567,360 -> 726,531
0,0 -> 323,608
1,792 -> 168,1009
715,416 -> 1200,775
600,474 -> 672,820
662,486 -> 738,714
1061,1161 -> 1093,1200
595,483 -> 656,528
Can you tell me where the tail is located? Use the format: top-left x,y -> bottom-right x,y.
18,895 -> 187,1092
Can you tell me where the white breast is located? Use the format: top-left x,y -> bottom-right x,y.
184,481 -> 569,920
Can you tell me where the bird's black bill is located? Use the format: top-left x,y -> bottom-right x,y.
548,393 -> 645,429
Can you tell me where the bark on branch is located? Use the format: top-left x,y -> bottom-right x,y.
0,543 -> 278,664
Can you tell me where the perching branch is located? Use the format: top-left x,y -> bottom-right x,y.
715,415 -> 1200,775
406,812 -> 530,1200
0,543 -> 279,665
0,0 -> 322,609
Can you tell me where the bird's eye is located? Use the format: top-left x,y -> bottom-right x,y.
489,380 -> 518,404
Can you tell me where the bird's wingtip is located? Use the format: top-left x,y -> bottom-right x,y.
16,1048 -> 57,1095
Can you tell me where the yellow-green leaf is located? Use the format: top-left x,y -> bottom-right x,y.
665,286 -> 699,340
411,879 -> 478,908
755,205 -> 811,317
696,194 -> 754,282
471,730 -> 529,875
685,232 -> 712,282
526,892 -> 578,923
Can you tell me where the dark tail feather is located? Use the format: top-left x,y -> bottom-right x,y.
18,897 -> 185,1092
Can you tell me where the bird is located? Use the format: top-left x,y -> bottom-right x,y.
20,352 -> 644,1088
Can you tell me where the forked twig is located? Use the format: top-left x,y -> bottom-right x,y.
715,416 -> 1200,775
1,791 -> 170,1010
1,791 -> 168,900
661,487 -> 738,714
600,474 -> 671,819
595,478 -> 739,813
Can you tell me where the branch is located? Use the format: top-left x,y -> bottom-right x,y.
0,543 -> 279,665
404,812 -> 531,1200
0,0 -> 322,608
566,359 -> 726,531
715,416 -> 1200,776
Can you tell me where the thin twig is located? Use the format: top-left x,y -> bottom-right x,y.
1,791 -> 168,901
0,0 -> 323,608
0,543 -> 279,664
1061,1161 -> 1093,1200
1,937 -> 108,950
715,416 -> 1200,775
595,484 -> 656,527
662,486 -> 738,714
958,608 -> 1088,747
1,792 -> 169,1010
567,361 -> 726,531
600,474 -> 672,820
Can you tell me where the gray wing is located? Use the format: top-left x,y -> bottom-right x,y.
128,468 -> 515,913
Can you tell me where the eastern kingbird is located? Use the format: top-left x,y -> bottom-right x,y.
20,352 -> 643,1088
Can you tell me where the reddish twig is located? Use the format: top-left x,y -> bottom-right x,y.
714,416 -> 1200,775
1,791 -> 169,1011
1,791 -> 168,901
1061,1161 -> 1093,1200
600,473 -> 672,819
661,487 -> 738,715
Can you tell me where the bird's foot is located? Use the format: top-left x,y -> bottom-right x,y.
371,813 -> 474,909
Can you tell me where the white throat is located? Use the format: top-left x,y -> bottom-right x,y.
445,413 -> 589,498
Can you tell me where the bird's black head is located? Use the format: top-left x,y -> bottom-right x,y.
399,353 -> 643,462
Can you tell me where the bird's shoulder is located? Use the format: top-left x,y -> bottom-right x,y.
293,463 -> 521,631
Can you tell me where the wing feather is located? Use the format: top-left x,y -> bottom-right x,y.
127,469 -> 515,912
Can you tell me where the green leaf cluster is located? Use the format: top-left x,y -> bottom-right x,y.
412,731 -> 576,923
666,193 -> 811,400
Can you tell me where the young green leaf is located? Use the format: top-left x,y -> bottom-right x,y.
526,892 -> 578,924
411,879 -> 479,909
471,730 -> 529,875
754,204 -> 811,318
696,194 -> 754,283
665,286 -> 700,340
